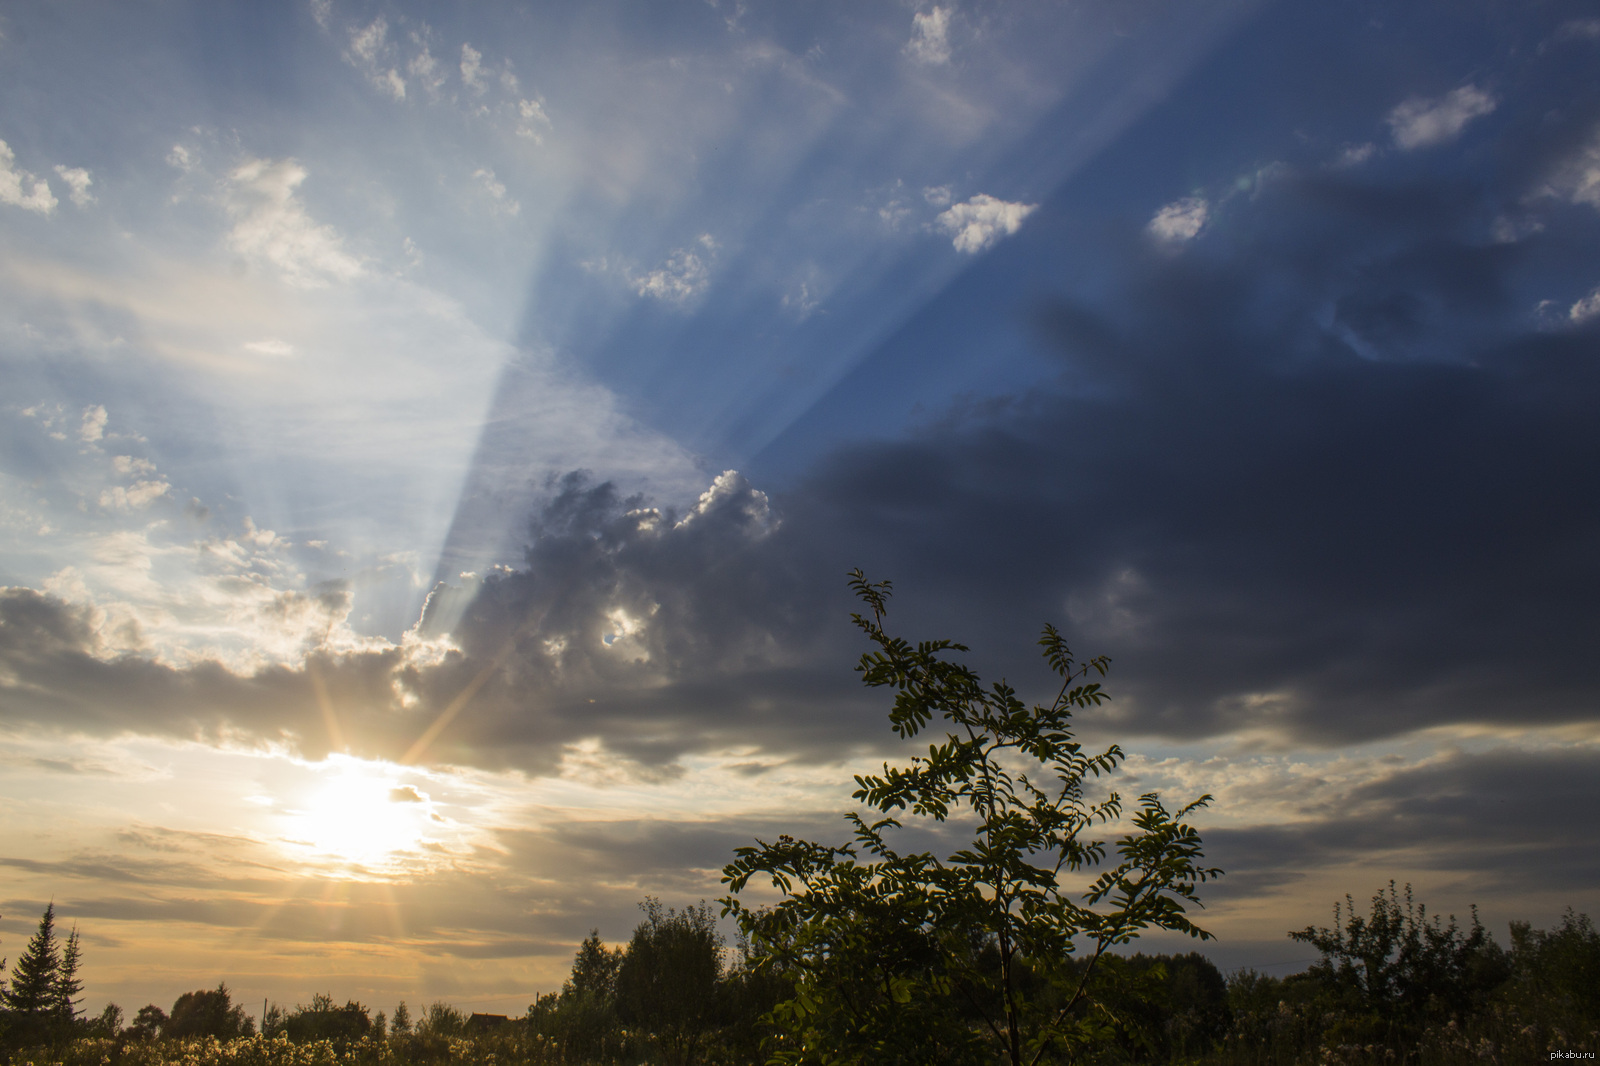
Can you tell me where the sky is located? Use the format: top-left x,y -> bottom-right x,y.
2,0 -> 1599,1022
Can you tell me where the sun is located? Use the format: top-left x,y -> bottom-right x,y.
289,755 -> 431,866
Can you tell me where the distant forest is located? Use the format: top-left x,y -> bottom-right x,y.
1,886 -> 1596,1066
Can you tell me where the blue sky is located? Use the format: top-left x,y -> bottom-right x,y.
1,0 -> 1598,1019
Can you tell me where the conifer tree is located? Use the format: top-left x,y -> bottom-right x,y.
53,926 -> 83,1031
0,904 -> 62,1046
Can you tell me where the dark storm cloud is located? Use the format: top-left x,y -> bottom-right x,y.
0,470 -> 877,774
0,586 -> 416,761
729,113 -> 1600,747
1202,746 -> 1600,903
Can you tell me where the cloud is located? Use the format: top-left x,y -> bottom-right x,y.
408,33 -> 447,97
0,466 -> 855,774
473,168 -> 520,216
224,158 -> 364,287
242,338 -> 295,358
1332,143 -> 1377,169
98,481 -> 172,512
1146,196 -> 1209,242
1202,746 -> 1600,902
633,236 -> 717,303
0,139 -> 58,215
1541,126 -> 1600,210
1571,288 -> 1600,323
79,404 -> 107,443
52,166 -> 94,207
905,7 -> 952,66
344,17 -> 406,100
461,43 -> 487,94
936,193 -> 1037,253
1386,85 -> 1495,150
517,98 -> 553,142
112,456 -> 156,477
1554,17 -> 1600,42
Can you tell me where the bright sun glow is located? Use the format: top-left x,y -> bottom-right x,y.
288,756 -> 431,866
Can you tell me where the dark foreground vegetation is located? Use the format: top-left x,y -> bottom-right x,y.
3,576 -> 1596,1063
1,890 -> 1596,1066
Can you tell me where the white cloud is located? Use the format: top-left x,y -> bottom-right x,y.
80,404 -> 108,443
309,0 -> 331,30
935,193 -> 1037,254
633,235 -> 717,303
347,17 -> 384,64
1146,196 -> 1209,242
1333,142 -> 1377,168
1571,288 -> 1600,324
905,7 -> 952,66
0,139 -> 58,215
922,184 -> 952,207
473,168 -> 520,216
99,480 -> 172,512
53,166 -> 94,206
408,35 -> 447,97
1386,85 -> 1496,150
461,43 -> 487,94
112,455 -> 157,477
243,338 -> 296,358
345,17 -> 406,101
225,158 -> 364,288
1541,126 -> 1600,210
517,98 -> 552,142
166,145 -> 193,172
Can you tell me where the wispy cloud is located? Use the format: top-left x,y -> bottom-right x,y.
1386,85 -> 1495,150
344,16 -> 407,101
905,7 -> 952,66
633,235 -> 717,303
1541,126 -> 1600,210
473,168 -> 520,216
53,165 -> 94,206
460,43 -> 487,94
224,158 -> 364,287
1147,196 -> 1209,243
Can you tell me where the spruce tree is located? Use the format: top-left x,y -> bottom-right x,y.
0,904 -> 62,1046
52,925 -> 84,1033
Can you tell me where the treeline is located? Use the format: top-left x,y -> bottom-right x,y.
5,886 -> 1599,1065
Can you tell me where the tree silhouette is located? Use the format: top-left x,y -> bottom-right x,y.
166,983 -> 255,1040
129,1004 -> 167,1040
724,572 -> 1221,1066
0,904 -> 63,1046
52,926 -> 83,1032
616,899 -> 723,1066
